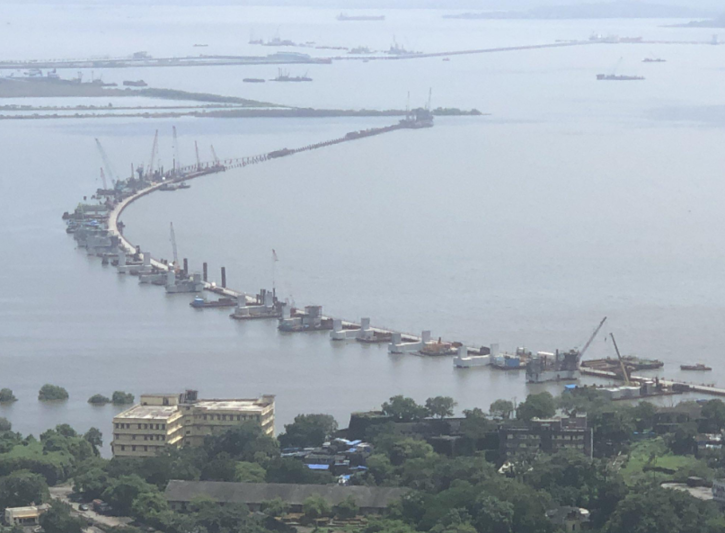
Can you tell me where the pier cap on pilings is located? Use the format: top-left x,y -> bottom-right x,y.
458,345 -> 468,357
391,332 -> 402,344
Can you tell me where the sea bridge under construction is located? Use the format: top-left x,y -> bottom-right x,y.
64,112 -> 725,402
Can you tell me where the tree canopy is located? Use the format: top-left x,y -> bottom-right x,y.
382,396 -> 428,422
516,392 -> 556,421
278,414 -> 338,448
38,384 -> 69,401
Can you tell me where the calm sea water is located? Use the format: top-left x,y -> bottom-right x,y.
0,5 -> 724,455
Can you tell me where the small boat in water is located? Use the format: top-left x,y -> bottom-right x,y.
243,78 -> 266,83
681,363 -> 712,371
596,74 -> 645,81
190,296 -> 236,309
337,13 -> 385,21
159,182 -> 191,191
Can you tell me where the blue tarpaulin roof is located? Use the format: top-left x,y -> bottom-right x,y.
306,464 -> 330,470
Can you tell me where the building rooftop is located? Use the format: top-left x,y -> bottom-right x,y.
165,480 -> 408,509
193,399 -> 272,412
5,504 -> 50,518
115,404 -> 179,420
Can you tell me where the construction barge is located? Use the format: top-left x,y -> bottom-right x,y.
581,356 -> 664,373
190,296 -> 236,309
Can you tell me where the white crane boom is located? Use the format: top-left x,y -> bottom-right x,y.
146,130 -> 159,176
210,145 -> 220,165
99,168 -> 107,190
172,126 -> 181,173
609,333 -> 631,386
169,222 -> 179,270
95,138 -> 118,185
579,316 -> 607,360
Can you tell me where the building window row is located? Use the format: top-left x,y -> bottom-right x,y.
117,445 -> 151,452
200,413 -> 259,422
113,434 -> 165,442
115,422 -> 166,430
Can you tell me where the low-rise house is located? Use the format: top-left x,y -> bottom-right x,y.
164,480 -> 408,515
4,504 -> 50,526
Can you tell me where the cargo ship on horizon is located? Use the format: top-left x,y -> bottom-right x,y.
597,74 -> 645,81
337,13 -> 385,21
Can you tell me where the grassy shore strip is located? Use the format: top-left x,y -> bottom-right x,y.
0,80 -> 279,107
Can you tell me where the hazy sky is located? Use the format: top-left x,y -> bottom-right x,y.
15,0 -> 725,11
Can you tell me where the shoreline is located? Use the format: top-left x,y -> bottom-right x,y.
0,106 -> 484,121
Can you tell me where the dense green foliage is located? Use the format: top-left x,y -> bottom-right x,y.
0,470 -> 49,509
112,391 -> 135,405
0,388 -> 17,403
383,396 -> 430,422
489,400 -> 514,420
0,425 -> 100,485
39,501 -> 86,533
0,418 -> 11,432
38,384 -> 69,401
302,494 -> 332,520
516,392 -> 556,421
1,393 -> 724,533
88,394 -> 111,405
425,397 -> 457,419
278,414 -> 338,448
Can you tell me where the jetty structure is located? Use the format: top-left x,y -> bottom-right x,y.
525,317 -> 608,383
230,289 -> 284,320
453,346 -> 491,368
330,318 -> 393,343
63,121 -> 725,400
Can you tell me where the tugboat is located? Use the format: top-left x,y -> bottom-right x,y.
399,108 -> 434,129
271,69 -> 312,82
597,74 -> 645,81
681,363 -> 712,371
